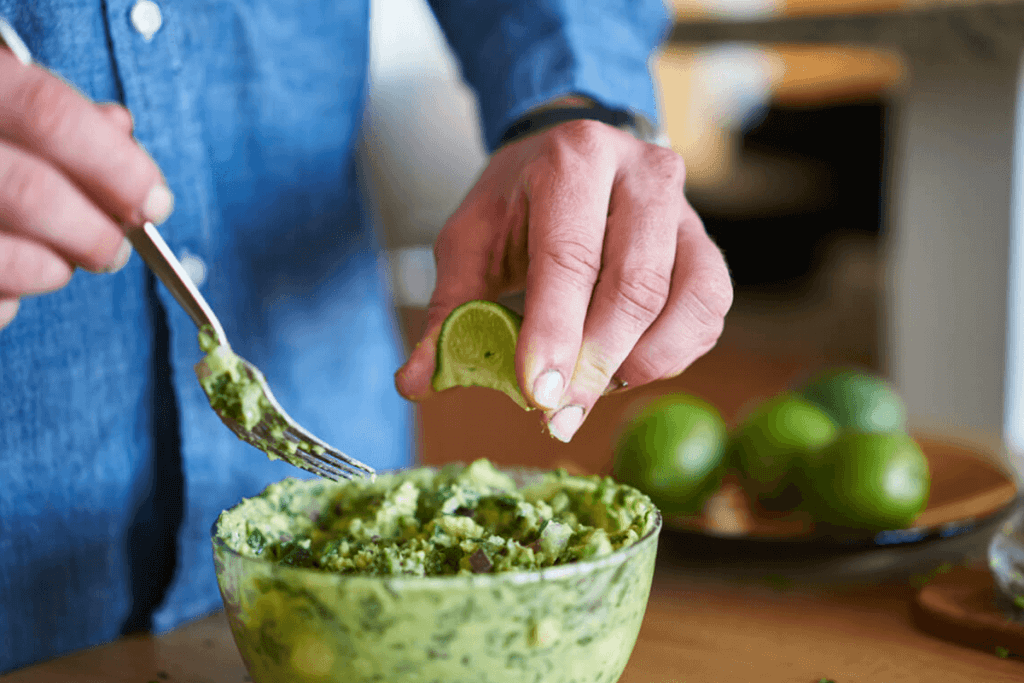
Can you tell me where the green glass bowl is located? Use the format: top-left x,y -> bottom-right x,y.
211,470 -> 662,683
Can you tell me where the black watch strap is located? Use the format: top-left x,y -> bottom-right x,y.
497,103 -> 634,148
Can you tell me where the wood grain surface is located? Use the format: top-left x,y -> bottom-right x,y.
6,563 -> 1022,683
671,0 -> 1022,21
914,565 -> 1024,658
5,305 -> 1022,681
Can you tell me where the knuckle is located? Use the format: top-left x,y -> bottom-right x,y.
534,120 -> 607,173
697,258 -> 736,319
554,118 -> 606,151
628,337 -> 708,385
530,141 -> 580,183
576,353 -> 620,394
626,343 -> 684,385
432,227 -> 454,263
680,280 -> 730,342
0,242 -> 22,287
608,266 -> 671,326
105,142 -> 153,199
1,155 -> 55,221
0,157 -> 120,271
0,240 -> 63,294
630,353 -> 671,385
644,146 -> 687,188
539,234 -> 601,288
677,239 -> 734,335
10,74 -> 79,144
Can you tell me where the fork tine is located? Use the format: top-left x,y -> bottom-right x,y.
285,432 -> 375,478
293,448 -> 362,481
248,423 -> 368,481
200,353 -> 375,481
303,447 -> 371,480
277,422 -> 376,478
294,459 -> 345,482
244,362 -> 375,480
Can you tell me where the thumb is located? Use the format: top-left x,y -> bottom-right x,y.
394,232 -> 491,401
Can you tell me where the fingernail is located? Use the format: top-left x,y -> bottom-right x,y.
143,184 -> 174,225
548,405 -> 584,443
533,369 -> 564,410
104,238 -> 133,273
0,299 -> 20,329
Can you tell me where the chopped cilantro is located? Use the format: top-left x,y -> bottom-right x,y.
909,561 -> 954,589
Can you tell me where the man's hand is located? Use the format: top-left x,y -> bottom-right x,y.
0,49 -> 172,329
395,119 -> 733,442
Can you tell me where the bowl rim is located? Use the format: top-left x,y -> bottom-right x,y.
210,465 -> 663,590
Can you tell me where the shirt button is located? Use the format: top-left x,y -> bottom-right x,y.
179,251 -> 207,288
130,0 -> 163,41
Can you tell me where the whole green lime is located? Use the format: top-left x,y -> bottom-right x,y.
805,432 -> 930,530
613,394 -> 728,515
799,368 -> 908,433
729,392 -> 839,501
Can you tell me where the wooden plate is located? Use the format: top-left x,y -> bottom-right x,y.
662,435 -> 1019,545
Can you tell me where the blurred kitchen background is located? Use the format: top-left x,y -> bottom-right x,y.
359,0 -> 1024,481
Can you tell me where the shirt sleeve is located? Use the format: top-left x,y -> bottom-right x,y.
427,0 -> 672,152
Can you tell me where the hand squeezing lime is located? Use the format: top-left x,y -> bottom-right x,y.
431,300 -> 532,410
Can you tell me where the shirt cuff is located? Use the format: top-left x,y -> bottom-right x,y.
431,1 -> 671,152
496,96 -> 668,149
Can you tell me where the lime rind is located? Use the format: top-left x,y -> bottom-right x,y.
799,369 -> 908,433
612,395 -> 728,515
431,300 -> 532,410
728,392 -> 839,499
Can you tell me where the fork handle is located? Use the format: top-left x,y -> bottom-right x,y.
126,222 -> 229,347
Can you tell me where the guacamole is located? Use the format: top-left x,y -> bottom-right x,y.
197,325 -> 268,431
196,326 -> 326,468
213,461 -> 661,683
216,459 -> 657,576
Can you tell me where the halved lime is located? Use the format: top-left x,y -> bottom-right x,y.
431,300 -> 531,410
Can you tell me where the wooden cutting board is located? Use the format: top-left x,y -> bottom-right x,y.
913,564 -> 1024,659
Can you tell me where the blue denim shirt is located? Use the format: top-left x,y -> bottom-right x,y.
0,0 -> 668,672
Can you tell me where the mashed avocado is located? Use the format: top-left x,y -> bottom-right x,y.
216,459 -> 656,576
197,326 -> 268,431
213,461 -> 661,683
196,326 -> 324,467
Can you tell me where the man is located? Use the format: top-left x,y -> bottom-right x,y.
0,0 -> 731,672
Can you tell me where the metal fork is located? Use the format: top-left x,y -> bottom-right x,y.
127,222 -> 375,481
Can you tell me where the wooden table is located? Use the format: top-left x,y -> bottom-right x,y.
4,325 -> 1022,682
4,528 -> 1021,682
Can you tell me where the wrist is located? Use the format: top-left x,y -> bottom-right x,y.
497,96 -> 659,149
